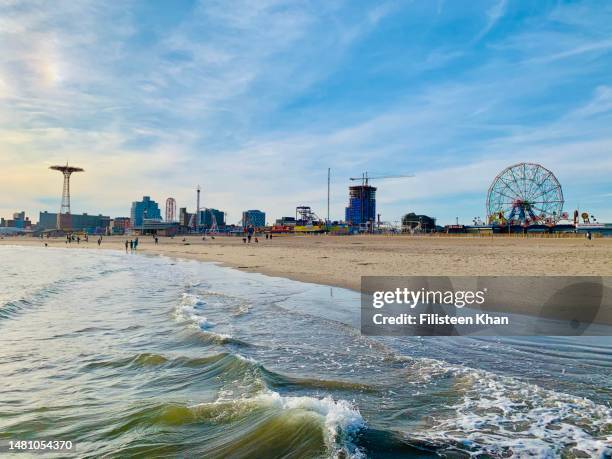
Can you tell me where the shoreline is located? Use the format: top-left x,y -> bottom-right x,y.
2,234 -> 612,325
2,234 -> 612,291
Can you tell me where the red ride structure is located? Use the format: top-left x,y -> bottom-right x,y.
165,197 -> 176,222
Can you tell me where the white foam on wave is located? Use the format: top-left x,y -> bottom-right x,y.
409,362 -> 612,457
194,315 -> 215,330
181,293 -> 206,307
187,388 -> 366,457
174,293 -> 215,331
255,391 -> 366,459
175,291 -> 250,334
235,353 -> 259,364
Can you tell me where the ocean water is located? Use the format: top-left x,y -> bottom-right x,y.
0,245 -> 610,458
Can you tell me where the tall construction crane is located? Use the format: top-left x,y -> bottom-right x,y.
349,171 -> 414,186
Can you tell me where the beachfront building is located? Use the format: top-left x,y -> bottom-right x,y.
275,216 -> 296,226
111,217 -> 131,235
130,196 -> 161,228
38,211 -> 58,230
199,208 -> 225,229
37,211 -> 110,233
401,213 -> 437,233
133,220 -> 179,236
179,207 -> 193,227
1,211 -> 32,229
242,210 -> 265,228
72,214 -> 111,233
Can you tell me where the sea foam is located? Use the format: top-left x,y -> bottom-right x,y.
255,391 -> 366,458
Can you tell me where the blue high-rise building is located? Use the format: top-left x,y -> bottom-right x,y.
242,210 -> 266,227
345,185 -> 376,226
131,196 -> 161,227
198,208 -> 226,229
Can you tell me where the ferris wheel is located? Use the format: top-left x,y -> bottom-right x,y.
486,162 -> 564,225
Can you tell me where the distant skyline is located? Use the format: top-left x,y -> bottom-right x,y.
1,0 -> 611,225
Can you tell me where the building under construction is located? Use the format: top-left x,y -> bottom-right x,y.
345,172 -> 413,230
345,185 -> 377,228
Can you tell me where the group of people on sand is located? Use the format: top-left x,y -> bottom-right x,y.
63,233 -> 103,246
241,225 -> 272,244
58,234 -> 154,252
125,237 -> 139,252
65,233 -> 89,244
49,230 -> 278,251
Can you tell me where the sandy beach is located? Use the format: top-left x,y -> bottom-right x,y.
2,234 -> 611,290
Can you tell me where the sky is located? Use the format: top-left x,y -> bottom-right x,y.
1,0 -> 611,226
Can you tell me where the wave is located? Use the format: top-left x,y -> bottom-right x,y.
0,280 -> 72,321
83,352 -> 171,370
254,391 -> 365,458
91,296 -> 612,457
187,330 -> 251,347
175,290 -> 252,324
401,359 -> 612,457
108,391 -> 365,459
273,375 -> 377,393
82,350 -> 377,396
0,299 -> 33,320
174,293 -> 215,330
0,267 -> 119,322
174,292 -> 254,348
180,292 -> 206,307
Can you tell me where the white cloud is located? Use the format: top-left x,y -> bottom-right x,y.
473,0 -> 507,42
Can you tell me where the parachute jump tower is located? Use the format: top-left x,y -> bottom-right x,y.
50,163 -> 84,231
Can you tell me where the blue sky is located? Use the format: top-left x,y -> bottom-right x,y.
1,0 -> 611,225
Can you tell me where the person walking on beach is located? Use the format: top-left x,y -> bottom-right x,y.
77,236 -> 80,244
247,225 -> 254,243
97,237 -> 101,247
125,240 -> 129,252
129,240 -> 134,251
134,237 -> 139,250
154,236 -> 158,245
